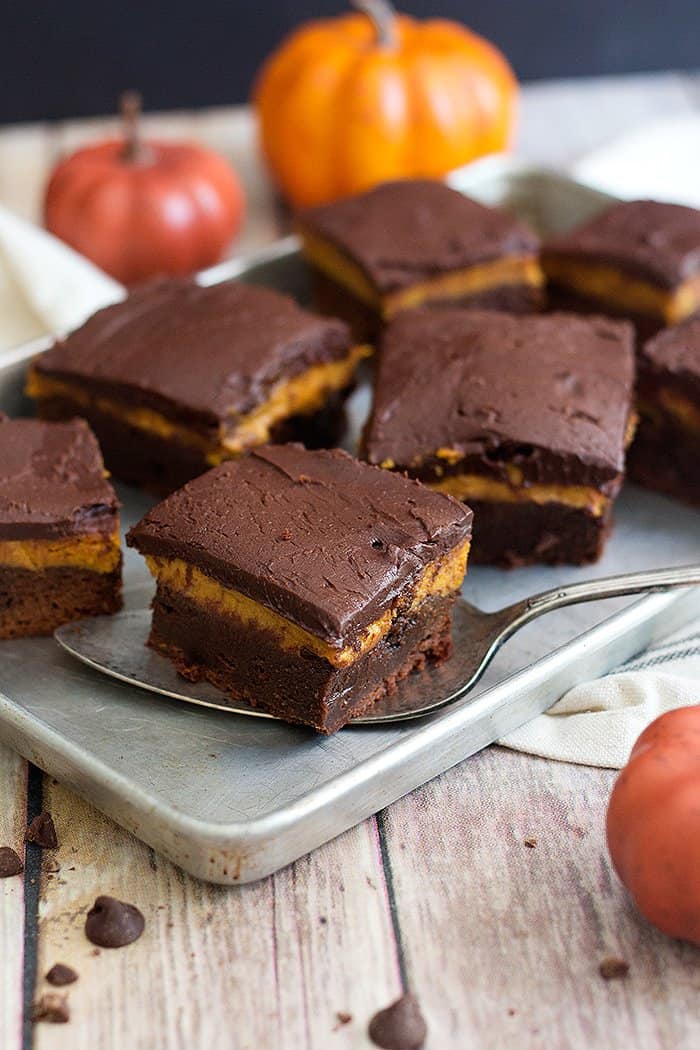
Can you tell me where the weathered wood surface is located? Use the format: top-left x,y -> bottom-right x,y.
0,745 -> 27,1050
1,71 -> 699,1048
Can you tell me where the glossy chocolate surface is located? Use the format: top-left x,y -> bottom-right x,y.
362,310 -> 635,487
127,445 -> 472,645
36,279 -> 352,427
543,200 -> 700,289
0,417 -> 118,540
299,180 -> 539,294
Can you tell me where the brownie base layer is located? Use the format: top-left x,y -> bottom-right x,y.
309,266 -> 543,342
0,565 -> 122,639
466,499 -> 612,567
34,394 -> 349,497
627,418 -> 700,508
148,586 -> 454,733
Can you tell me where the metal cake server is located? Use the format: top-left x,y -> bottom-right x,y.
55,564 -> 700,726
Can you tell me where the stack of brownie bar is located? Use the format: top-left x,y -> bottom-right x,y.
0,416 -> 121,638
297,179 -> 544,340
4,176 -> 698,732
28,279 -> 369,495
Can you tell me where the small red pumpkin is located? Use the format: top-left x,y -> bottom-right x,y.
606,706 -> 700,945
44,93 -> 245,285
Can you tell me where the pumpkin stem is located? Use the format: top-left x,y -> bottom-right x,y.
351,0 -> 397,48
120,90 -> 148,163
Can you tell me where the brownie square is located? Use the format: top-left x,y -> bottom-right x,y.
127,445 -> 472,733
27,279 -> 368,495
542,200 -> 700,337
0,417 -> 122,638
297,179 -> 543,340
627,317 -> 700,506
361,309 -> 636,566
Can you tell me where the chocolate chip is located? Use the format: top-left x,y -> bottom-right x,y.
599,956 -> 629,980
85,895 -> 145,948
336,1011 -> 352,1026
0,846 -> 24,878
46,963 -> 78,987
32,993 -> 70,1023
25,812 -> 58,849
368,994 -> 427,1049
524,836 -> 538,849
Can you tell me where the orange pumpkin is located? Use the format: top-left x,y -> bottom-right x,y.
606,706 -> 700,945
254,0 -> 518,208
45,93 -> 245,285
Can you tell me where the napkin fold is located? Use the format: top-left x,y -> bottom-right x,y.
0,151 -> 697,771
499,625 -> 700,768
0,204 -> 122,351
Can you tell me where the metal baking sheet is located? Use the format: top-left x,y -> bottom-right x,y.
1,160 -> 699,885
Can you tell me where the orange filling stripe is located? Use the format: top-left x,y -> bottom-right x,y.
144,539 -> 470,669
0,529 -> 121,572
543,258 -> 700,324
300,230 -> 543,317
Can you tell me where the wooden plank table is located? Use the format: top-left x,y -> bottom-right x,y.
2,72 -> 700,1050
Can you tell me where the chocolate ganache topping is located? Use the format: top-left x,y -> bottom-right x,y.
362,310 -> 635,488
0,417 -> 118,540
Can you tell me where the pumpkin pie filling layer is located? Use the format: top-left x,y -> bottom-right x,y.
0,416 -> 122,637
28,343 -> 369,463
0,529 -> 121,572
542,258 -> 700,325
143,536 -> 469,669
300,230 -> 542,318
362,309 -> 635,566
127,446 -> 472,732
29,279 -> 361,493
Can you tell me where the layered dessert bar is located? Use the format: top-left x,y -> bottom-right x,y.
0,417 -> 121,638
542,200 -> 700,337
27,279 -> 368,495
362,310 -> 636,566
297,179 -> 543,340
627,318 -> 700,506
127,444 -> 472,733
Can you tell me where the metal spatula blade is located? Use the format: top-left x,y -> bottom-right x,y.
54,564 -> 700,726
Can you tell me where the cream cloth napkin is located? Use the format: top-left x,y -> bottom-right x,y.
0,155 -> 697,772
499,625 -> 700,768
0,205 -> 122,351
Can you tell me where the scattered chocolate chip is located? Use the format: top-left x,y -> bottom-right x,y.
599,957 -> 629,980
524,836 -> 538,849
25,812 -> 58,849
368,994 -> 427,1049
85,895 -> 145,948
46,963 -> 78,987
0,846 -> 24,878
336,1011 -> 352,1026
32,993 -> 70,1023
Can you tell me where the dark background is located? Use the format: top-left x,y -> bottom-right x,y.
3,1 -> 699,124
